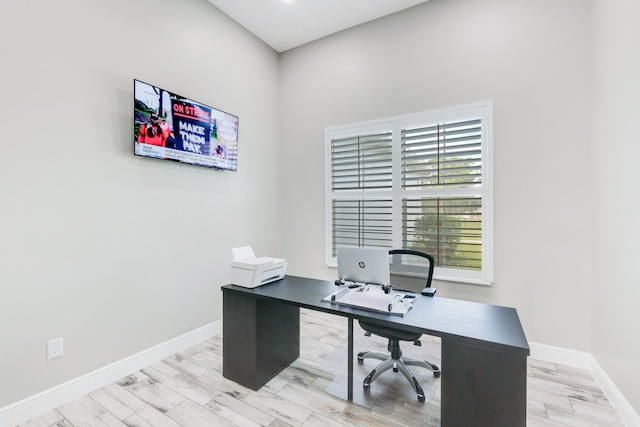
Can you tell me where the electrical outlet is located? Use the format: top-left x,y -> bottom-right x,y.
47,337 -> 64,360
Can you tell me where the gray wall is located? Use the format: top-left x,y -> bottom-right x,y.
0,0 -> 281,407
591,0 -> 640,414
279,0 -> 639,415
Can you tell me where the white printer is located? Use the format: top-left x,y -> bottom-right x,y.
230,246 -> 287,288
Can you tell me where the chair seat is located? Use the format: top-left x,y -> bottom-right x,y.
358,320 -> 422,342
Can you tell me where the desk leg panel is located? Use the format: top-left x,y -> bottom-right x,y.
223,292 -> 300,390
441,341 -> 527,427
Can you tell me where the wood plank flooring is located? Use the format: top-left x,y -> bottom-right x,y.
17,309 -> 624,427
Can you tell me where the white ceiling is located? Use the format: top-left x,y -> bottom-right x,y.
207,0 -> 430,53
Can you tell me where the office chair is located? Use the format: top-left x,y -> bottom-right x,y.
357,249 -> 440,402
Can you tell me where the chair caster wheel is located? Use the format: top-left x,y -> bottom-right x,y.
418,395 -> 425,403
363,383 -> 370,391
393,367 -> 398,373
357,357 -> 364,364
434,370 -> 441,378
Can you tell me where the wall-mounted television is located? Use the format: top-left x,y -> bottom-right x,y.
134,79 -> 239,171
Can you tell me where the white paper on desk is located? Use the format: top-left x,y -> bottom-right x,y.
338,290 -> 396,312
322,285 -> 413,315
231,246 -> 256,260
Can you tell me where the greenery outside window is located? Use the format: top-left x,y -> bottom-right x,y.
325,102 -> 493,285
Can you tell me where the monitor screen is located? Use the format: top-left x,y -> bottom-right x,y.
134,79 -> 239,171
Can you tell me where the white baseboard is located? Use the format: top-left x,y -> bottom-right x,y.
529,341 -> 593,369
0,320 -> 222,427
3,334 -> 637,427
588,355 -> 640,427
530,342 -> 640,427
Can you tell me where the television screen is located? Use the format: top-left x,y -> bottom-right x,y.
134,79 -> 239,171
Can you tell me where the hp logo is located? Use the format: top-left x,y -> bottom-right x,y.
358,261 -> 366,268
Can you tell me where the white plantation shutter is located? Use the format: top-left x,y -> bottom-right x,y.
330,132 -> 393,191
326,102 -> 492,284
329,132 -> 393,256
400,119 -> 483,272
331,199 -> 393,255
401,119 -> 482,189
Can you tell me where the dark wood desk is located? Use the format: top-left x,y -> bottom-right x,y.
222,276 -> 529,427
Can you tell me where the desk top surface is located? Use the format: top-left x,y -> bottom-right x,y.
222,275 -> 529,357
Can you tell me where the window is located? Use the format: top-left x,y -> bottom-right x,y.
325,102 -> 493,285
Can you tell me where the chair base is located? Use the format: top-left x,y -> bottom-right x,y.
357,350 -> 440,402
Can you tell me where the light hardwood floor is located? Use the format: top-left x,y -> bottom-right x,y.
18,309 -> 624,427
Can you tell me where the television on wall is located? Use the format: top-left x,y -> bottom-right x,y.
134,79 -> 239,171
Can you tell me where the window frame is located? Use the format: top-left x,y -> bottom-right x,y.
325,101 -> 493,285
